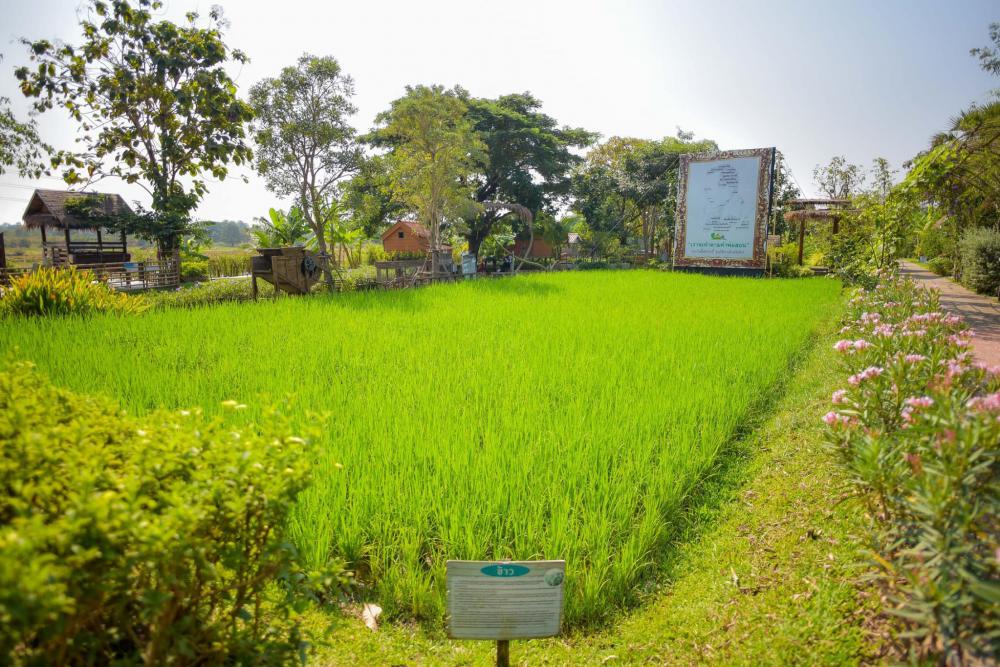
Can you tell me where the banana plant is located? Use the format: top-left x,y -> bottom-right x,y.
251,206 -> 311,247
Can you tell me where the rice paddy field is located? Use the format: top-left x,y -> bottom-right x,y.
0,271 -> 841,626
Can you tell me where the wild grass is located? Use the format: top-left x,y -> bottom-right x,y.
0,271 -> 840,626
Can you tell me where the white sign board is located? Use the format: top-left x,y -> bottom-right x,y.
684,156 -> 761,260
446,560 -> 565,640
673,147 -> 774,270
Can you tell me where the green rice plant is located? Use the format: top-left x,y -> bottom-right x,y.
0,271 -> 840,627
208,253 -> 251,278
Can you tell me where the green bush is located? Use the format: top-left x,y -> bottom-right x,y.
145,278 -> 255,309
958,227 -> 1000,295
0,361 -> 349,664
0,267 -> 148,317
180,258 -> 210,282
927,255 -> 953,276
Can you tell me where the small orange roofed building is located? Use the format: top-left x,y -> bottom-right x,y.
381,220 -> 451,255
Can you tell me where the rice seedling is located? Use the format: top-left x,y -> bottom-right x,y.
0,271 -> 840,626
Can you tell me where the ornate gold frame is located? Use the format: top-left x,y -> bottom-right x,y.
673,147 -> 775,270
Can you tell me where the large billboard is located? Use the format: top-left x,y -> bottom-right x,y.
673,147 -> 775,271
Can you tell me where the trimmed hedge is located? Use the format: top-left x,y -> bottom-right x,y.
0,361 -> 349,665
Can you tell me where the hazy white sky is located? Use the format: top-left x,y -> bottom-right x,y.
0,0 -> 997,224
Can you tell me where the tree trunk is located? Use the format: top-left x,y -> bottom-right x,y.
314,231 -> 335,288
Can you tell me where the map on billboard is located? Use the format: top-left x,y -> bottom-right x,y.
673,148 -> 775,270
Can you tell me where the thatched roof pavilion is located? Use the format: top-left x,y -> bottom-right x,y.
785,198 -> 855,265
21,189 -> 133,266
22,189 -> 132,230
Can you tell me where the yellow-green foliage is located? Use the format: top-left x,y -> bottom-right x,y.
0,272 -> 840,627
0,361 -> 346,665
0,266 -> 147,317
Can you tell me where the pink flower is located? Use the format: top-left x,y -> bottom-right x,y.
968,392 -> 1000,412
831,389 -> 848,405
948,334 -> 971,348
904,354 -> 927,364
973,362 -> 1000,377
834,340 -> 853,353
874,324 -> 895,338
907,328 -> 927,338
905,396 -> 934,409
822,411 -> 839,425
943,314 -> 963,326
853,339 -> 872,350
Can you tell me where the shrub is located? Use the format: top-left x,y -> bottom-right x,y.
0,361 -> 349,664
0,267 -> 148,317
145,277 -> 255,309
927,255 -> 953,276
825,275 -> 999,663
180,258 -> 210,282
958,227 -> 1000,295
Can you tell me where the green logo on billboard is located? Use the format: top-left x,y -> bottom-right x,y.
710,232 -> 725,240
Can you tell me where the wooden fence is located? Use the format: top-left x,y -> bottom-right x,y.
0,256 -> 179,291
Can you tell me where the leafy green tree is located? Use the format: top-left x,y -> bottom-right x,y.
813,156 -> 865,200
461,92 -> 595,256
572,133 -> 716,257
342,154 -> 408,238
0,55 -> 50,178
970,22 -> 1000,76
16,0 -> 254,257
371,85 -> 483,277
249,54 -> 361,286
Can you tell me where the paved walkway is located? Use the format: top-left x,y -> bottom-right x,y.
898,260 -> 1000,365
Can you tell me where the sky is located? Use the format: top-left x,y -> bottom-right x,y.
0,0 -> 997,225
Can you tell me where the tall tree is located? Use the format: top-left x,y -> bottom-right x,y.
461,92 -> 595,256
249,54 -> 361,286
813,156 -> 865,200
572,133 -> 716,256
371,85 -> 483,277
16,0 -> 253,256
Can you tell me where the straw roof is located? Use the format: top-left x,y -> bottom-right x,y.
784,208 -> 856,222
22,189 -> 133,230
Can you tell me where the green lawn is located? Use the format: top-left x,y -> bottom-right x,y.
0,271 -> 842,628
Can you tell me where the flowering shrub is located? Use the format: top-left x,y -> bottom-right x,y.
825,273 -> 999,663
0,266 -> 148,317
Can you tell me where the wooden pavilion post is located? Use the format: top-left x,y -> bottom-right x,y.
64,226 -> 72,267
797,219 -> 806,266
39,226 -> 47,265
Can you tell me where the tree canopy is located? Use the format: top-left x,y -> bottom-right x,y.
370,85 -> 483,274
16,0 -> 253,254
249,53 -> 361,283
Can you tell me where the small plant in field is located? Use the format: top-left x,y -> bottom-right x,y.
0,361 -> 350,664
0,266 -> 147,317
824,272 -> 999,663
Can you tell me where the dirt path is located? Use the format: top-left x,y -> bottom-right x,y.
898,260 -> 1000,366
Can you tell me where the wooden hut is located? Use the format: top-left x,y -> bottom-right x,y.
512,237 -> 555,258
381,220 -> 451,255
22,189 -> 132,267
